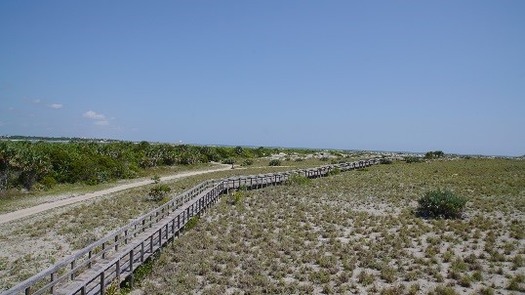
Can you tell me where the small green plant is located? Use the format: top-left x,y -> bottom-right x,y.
432,285 -> 458,295
513,254 -> 524,269
328,167 -> 341,176
380,266 -> 397,283
105,280 -> 121,295
148,184 -> 171,202
285,174 -> 310,186
39,176 -> 57,190
357,270 -> 375,286
458,274 -> 472,287
229,190 -> 244,205
221,158 -> 235,165
241,159 -> 253,166
417,190 -> 467,219
507,274 -> 525,291
269,159 -> 281,166
185,216 -> 200,230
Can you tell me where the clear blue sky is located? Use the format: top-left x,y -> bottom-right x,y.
1,1 -> 524,156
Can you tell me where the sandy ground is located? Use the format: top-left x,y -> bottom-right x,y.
0,163 -> 231,225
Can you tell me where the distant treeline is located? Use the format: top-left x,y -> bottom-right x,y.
0,141 -> 289,192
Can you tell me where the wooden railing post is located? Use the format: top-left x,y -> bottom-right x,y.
100,270 -> 105,295
50,272 -> 55,294
149,235 -> 153,254
141,242 -> 145,263
70,260 -> 75,280
129,250 -> 135,288
116,259 -> 121,282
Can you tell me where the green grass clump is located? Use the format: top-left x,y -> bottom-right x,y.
269,159 -> 281,166
285,174 -> 311,186
148,184 -> 171,202
417,190 -> 467,219
228,190 -> 245,205
328,167 -> 341,176
431,285 -> 459,295
184,216 -> 200,231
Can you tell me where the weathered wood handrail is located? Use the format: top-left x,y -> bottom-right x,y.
2,158 -> 380,295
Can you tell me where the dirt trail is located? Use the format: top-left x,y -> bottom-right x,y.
0,164 -> 232,225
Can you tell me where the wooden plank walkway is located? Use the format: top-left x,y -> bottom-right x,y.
2,158 -> 380,295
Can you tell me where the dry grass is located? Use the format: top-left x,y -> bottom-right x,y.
135,159 -> 525,294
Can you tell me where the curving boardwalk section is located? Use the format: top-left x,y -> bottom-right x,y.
2,158 -> 380,295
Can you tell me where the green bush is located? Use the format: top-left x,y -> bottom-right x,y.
222,158 -> 235,165
241,159 -> 253,166
328,167 -> 341,176
229,190 -> 245,205
39,176 -> 57,190
185,216 -> 200,230
431,285 -> 459,295
269,159 -> 281,166
285,174 -> 310,186
425,150 -> 445,159
380,158 -> 393,164
148,184 -> 171,202
405,156 -> 422,163
417,190 -> 467,219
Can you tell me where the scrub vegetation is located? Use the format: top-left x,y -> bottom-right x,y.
133,158 -> 525,294
0,140 -> 309,193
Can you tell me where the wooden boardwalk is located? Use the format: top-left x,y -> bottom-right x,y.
2,158 -> 380,295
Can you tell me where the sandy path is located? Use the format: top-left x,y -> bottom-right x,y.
0,164 -> 232,225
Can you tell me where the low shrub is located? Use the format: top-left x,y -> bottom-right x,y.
328,167 -> 341,176
222,158 -> 235,165
425,150 -> 445,159
285,174 -> 310,186
39,176 -> 57,190
148,184 -> 171,202
431,285 -> 459,295
185,216 -> 200,230
241,159 -> 253,166
229,190 -> 245,205
405,156 -> 422,163
269,159 -> 281,166
417,190 -> 467,219
380,158 -> 393,164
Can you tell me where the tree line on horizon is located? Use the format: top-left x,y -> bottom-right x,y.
0,140 -> 290,193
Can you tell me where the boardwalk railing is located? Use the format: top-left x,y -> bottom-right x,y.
2,158 -> 380,295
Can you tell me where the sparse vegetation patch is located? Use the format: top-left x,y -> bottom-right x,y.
129,159 -> 525,294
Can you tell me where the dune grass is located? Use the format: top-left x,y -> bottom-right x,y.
135,158 -> 525,294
